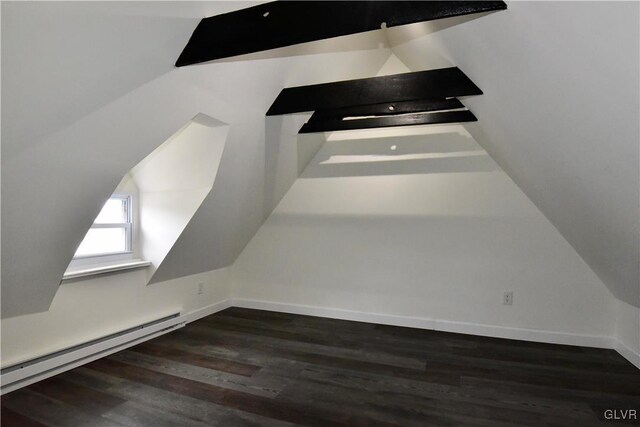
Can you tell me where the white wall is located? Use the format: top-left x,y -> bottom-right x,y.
615,300 -> 640,367
128,115 -> 228,282
232,124 -> 616,339
1,1 -> 391,317
2,1 -> 635,368
0,268 -> 231,367
387,1 -> 640,307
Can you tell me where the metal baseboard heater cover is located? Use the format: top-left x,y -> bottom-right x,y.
176,1 -> 506,66
0,313 -> 182,394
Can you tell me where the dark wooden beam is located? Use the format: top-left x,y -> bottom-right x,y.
299,110 -> 477,133
267,67 -> 482,116
176,1 -> 507,66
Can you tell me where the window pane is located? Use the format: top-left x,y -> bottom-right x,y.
75,227 -> 127,257
94,198 -> 127,224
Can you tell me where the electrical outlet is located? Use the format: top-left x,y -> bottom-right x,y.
197,283 -> 204,295
503,291 -> 513,305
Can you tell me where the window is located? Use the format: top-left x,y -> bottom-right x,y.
74,195 -> 133,259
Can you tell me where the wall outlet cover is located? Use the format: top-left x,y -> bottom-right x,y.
503,291 -> 513,305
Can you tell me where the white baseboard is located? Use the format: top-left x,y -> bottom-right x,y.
3,296 -> 636,395
231,298 -> 613,350
182,298 -> 233,324
0,298 -> 232,395
613,339 -> 640,370
432,318 -> 612,349
233,298 -> 438,329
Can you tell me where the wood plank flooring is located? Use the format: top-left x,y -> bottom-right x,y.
2,307 -> 639,426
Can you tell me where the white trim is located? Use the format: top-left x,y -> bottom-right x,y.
71,246 -> 133,261
62,260 -> 151,281
613,339 -> 640,370
432,318 -> 612,348
68,251 -> 135,268
73,194 -> 134,259
182,298 -> 233,324
231,298 -> 613,349
233,298 -> 437,329
2,297 -> 636,395
0,298 -> 233,394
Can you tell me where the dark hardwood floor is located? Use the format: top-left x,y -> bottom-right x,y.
2,307 -> 639,426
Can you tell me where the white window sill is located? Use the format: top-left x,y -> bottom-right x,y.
62,260 -> 151,281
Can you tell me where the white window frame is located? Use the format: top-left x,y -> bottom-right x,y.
72,194 -> 134,262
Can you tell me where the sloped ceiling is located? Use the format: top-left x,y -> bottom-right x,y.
386,1 -> 640,306
1,1 -> 391,317
2,1 -> 636,320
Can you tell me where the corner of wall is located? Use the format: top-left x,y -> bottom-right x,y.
613,297 -> 640,369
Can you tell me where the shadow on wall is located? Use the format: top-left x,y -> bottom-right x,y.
263,115 -> 326,217
384,11 -> 498,46
233,123 -> 613,332
261,212 -> 552,276
302,130 -> 499,179
186,28 -> 389,67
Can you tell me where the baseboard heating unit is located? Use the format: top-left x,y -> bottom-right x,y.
0,313 -> 183,395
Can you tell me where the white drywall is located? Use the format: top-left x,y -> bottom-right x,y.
140,189 -> 209,279
127,115 -> 228,282
130,115 -> 227,193
615,299 -> 640,367
0,268 -> 231,368
2,1 -> 635,369
1,1 -> 391,317
387,1 -> 640,306
232,123 -> 616,338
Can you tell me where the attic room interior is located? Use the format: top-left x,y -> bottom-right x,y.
1,0 -> 639,425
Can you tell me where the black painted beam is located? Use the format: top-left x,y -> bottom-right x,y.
176,1 -> 507,66
299,110 -> 477,133
267,67 -> 482,116
309,98 -> 465,122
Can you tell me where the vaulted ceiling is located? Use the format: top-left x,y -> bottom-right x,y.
1,1 -> 391,317
386,1 -> 639,306
2,1 -> 638,318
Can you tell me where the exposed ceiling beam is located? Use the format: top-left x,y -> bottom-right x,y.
267,67 -> 482,116
175,1 -> 507,66
299,110 -> 477,133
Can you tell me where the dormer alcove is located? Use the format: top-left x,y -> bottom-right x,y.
64,113 -> 229,283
